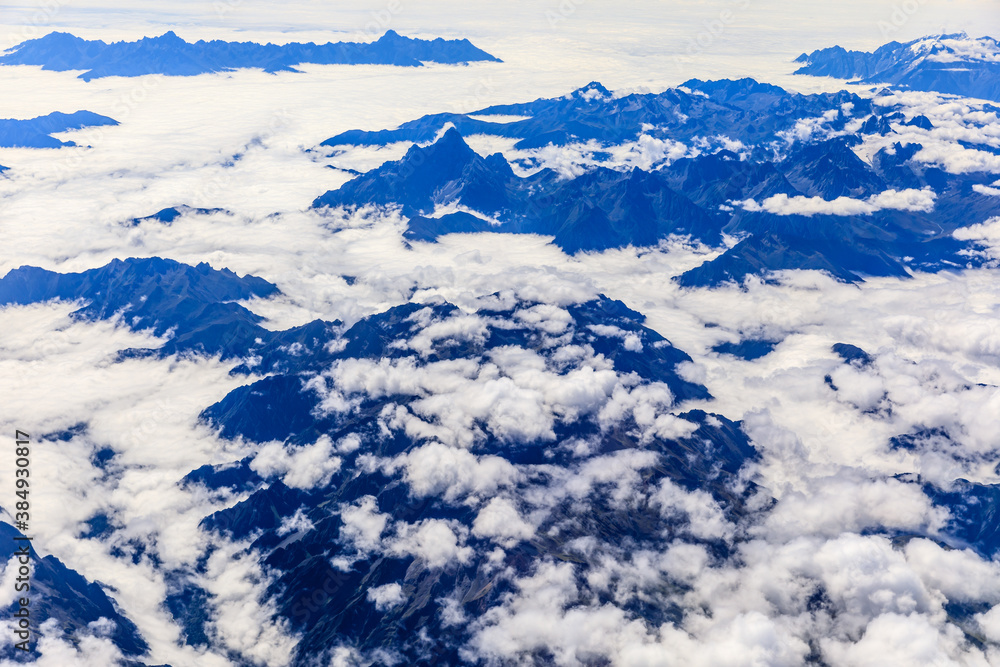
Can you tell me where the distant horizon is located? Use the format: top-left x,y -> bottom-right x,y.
3,27 -> 474,47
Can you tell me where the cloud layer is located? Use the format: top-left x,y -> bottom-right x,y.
2,4 -> 1000,665
736,187 -> 937,216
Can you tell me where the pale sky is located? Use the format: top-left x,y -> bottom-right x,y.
2,1 -> 999,75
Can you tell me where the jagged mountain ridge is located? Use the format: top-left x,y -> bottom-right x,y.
314,80 -> 1000,286
793,33 -> 1000,101
317,127 -> 722,253
324,78 -> 873,150
0,110 -> 118,148
129,206 -> 228,226
2,257 -> 997,663
0,523 -> 149,663
0,30 -> 501,80
194,294 -> 752,664
0,257 -> 336,365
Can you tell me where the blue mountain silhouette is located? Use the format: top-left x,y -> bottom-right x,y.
0,30 -> 501,80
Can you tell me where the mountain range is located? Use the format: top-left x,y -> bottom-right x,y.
3,29 -> 1000,666
317,77 -> 1000,286
2,255 -> 997,663
0,110 -> 118,148
0,30 -> 501,80
794,33 -> 1000,102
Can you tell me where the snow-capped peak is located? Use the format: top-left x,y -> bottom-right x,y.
907,33 -> 1000,64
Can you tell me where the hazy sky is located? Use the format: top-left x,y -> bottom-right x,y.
4,0 -> 999,40
3,1 -> 1000,84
